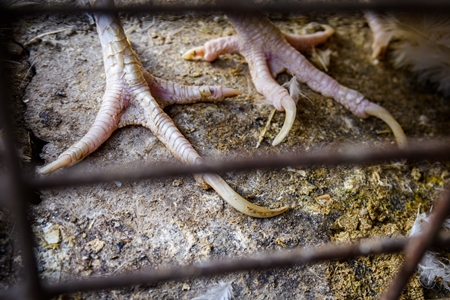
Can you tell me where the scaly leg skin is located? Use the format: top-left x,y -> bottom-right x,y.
38,0 -> 288,218
183,13 -> 407,148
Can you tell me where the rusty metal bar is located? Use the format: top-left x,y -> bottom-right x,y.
29,229 -> 450,297
2,0 -> 450,16
0,47 -> 43,299
28,141 -> 450,190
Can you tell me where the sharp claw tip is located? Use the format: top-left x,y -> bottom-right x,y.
223,87 -> 240,97
271,136 -> 282,146
267,205 -> 290,217
203,173 -> 288,218
182,47 -> 205,61
396,137 -> 408,149
38,161 -> 62,174
181,52 -> 194,60
271,99 -> 297,147
245,204 -> 289,218
38,164 -> 52,175
37,155 -> 72,175
364,103 -> 407,149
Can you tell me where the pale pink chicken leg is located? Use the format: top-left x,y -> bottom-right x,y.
38,0 -> 288,218
184,13 -> 407,147
365,11 -> 394,60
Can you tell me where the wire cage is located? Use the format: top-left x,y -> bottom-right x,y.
0,1 -> 450,299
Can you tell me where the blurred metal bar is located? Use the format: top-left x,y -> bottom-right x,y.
2,0 -> 450,16
36,229 -> 450,297
29,141 -> 450,190
382,188 -> 450,299
0,42 -> 44,300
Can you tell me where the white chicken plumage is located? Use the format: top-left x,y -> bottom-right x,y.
367,12 -> 450,96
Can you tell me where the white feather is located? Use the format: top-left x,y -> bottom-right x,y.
191,281 -> 234,300
410,212 -> 450,290
375,13 -> 450,95
282,76 -> 311,104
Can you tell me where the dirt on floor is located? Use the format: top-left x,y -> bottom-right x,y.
2,0 -> 450,299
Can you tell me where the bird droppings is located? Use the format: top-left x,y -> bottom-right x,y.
2,1 -> 450,299
41,223 -> 62,249
85,238 -> 106,254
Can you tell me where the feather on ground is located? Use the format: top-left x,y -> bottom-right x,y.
410,212 -> 450,290
192,281 -> 234,300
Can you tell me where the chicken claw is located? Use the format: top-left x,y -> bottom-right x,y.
184,13 -> 407,147
38,0 -> 287,218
